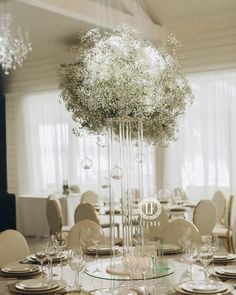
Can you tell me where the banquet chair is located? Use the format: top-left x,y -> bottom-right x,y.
212,190 -> 226,226
74,202 -> 120,238
173,187 -> 188,201
213,195 -> 235,253
70,184 -> 80,193
143,207 -> 168,240
46,195 -> 71,234
162,219 -> 201,246
80,190 -> 98,205
68,219 -> 103,250
193,199 -> 216,235
0,229 -> 30,267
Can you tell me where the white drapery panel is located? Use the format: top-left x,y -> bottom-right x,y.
13,91 -> 156,197
164,70 -> 236,202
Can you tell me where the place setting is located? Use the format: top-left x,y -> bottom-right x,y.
158,244 -> 182,255
0,263 -> 40,278
213,253 -> 236,264
174,280 -> 233,294
209,265 -> 236,280
8,278 -> 66,294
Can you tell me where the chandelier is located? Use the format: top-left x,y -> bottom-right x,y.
0,13 -> 32,75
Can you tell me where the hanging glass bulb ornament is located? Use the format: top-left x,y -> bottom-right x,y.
96,136 -> 106,148
111,165 -> 123,180
81,156 -> 93,170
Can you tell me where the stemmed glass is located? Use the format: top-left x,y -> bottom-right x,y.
55,232 -> 67,282
45,235 -> 58,282
90,227 -> 104,273
182,242 -> 198,278
79,228 -> 91,256
139,254 -> 152,295
35,236 -> 47,278
208,234 -> 219,271
123,250 -> 138,288
68,248 -> 85,291
198,237 -> 214,285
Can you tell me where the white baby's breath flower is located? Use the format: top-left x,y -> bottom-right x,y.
58,24 -> 193,146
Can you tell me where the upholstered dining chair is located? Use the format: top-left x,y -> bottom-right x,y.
74,202 -> 120,238
143,207 -> 168,240
67,219 -> 103,249
0,229 -> 30,267
212,190 -> 227,226
163,219 -> 201,246
213,195 -> 235,253
193,199 -> 217,235
46,195 -> 70,234
80,191 -> 99,205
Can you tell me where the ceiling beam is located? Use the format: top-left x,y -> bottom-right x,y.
16,0 -> 164,43
121,0 -> 165,43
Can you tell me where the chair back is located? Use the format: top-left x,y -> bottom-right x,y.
0,229 -> 30,266
227,195 -> 234,229
143,208 -> 168,240
80,191 -> 98,205
74,202 -> 99,224
68,219 -> 102,249
70,185 -> 80,193
46,195 -> 63,233
212,191 -> 226,224
163,219 -> 201,246
193,199 -> 216,235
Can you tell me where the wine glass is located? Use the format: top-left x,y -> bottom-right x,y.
79,228 -> 91,255
182,242 -> 198,277
139,254 -> 152,295
208,233 -> 219,271
45,235 -> 58,282
55,232 -> 67,282
35,236 -> 47,278
68,248 -> 85,290
198,240 -> 214,284
90,227 -> 104,273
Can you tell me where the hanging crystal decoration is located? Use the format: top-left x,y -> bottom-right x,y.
81,156 -> 93,170
0,13 -> 32,75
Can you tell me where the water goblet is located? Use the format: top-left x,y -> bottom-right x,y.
90,227 -> 104,273
139,254 -> 152,295
68,248 -> 85,290
35,236 -> 47,278
55,232 -> 67,282
182,242 -> 198,278
79,228 -> 91,255
198,243 -> 214,284
45,235 -> 58,281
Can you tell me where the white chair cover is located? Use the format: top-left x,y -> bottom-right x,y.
163,219 -> 201,246
212,191 -> 226,224
0,229 -> 30,266
67,219 -> 102,249
80,191 -> 98,205
74,202 -> 99,224
193,199 -> 216,235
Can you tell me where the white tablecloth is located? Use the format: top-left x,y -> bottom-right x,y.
16,194 -> 82,236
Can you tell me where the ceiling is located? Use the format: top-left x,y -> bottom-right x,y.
1,0 -> 236,59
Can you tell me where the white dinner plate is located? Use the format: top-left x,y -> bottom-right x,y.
86,246 -> 119,255
30,253 -> 65,261
215,266 -> 236,275
1,264 -> 38,274
16,279 -> 59,291
90,288 -> 137,295
181,280 -> 228,294
214,253 -> 236,261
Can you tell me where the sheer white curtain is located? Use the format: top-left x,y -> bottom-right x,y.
163,70 -> 236,202
14,90 -> 156,197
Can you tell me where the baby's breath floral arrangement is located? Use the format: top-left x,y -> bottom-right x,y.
58,24 -> 193,146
